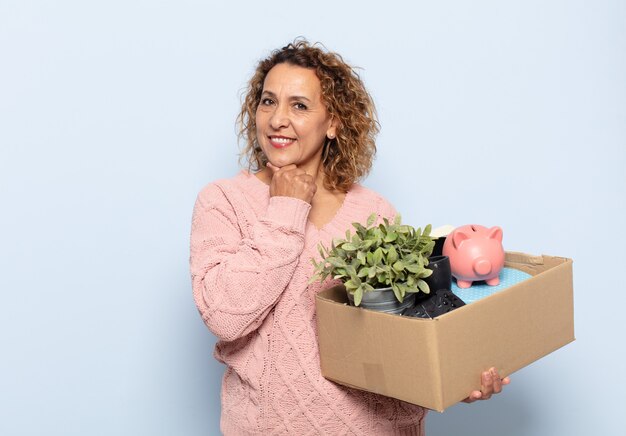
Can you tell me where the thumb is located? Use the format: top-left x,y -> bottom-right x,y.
266,162 -> 280,174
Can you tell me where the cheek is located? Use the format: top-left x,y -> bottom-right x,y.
292,117 -> 318,137
255,112 -> 266,137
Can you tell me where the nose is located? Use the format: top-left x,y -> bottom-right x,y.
269,104 -> 289,130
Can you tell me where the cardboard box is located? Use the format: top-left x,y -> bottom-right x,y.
315,252 -> 574,412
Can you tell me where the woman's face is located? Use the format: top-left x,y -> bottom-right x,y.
255,63 -> 336,173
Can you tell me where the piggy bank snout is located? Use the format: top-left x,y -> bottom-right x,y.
473,258 -> 492,275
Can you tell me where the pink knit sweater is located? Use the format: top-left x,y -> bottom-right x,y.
190,171 -> 426,435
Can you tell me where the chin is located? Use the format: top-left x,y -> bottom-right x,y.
267,155 -> 298,168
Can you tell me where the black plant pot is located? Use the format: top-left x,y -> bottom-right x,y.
424,255 -> 452,294
402,289 -> 466,318
431,237 -> 446,257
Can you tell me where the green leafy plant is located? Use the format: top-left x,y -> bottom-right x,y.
311,213 -> 435,306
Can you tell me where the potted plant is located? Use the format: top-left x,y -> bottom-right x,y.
311,213 -> 435,313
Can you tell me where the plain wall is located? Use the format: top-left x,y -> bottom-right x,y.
1,1 -> 624,435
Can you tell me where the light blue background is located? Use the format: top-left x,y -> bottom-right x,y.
1,1 -> 624,435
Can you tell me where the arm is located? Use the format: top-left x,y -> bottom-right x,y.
190,183 -> 311,342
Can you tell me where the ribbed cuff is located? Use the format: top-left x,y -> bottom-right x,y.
264,196 -> 311,232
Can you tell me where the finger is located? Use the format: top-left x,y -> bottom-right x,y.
463,390 -> 482,403
502,376 -> 511,386
266,162 -> 281,173
294,175 -> 317,195
286,171 -> 315,189
491,368 -> 503,394
267,162 -> 300,171
294,172 -> 315,183
271,163 -> 299,171
480,370 -> 493,400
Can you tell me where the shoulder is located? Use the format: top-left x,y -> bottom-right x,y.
347,184 -> 397,220
195,171 -> 266,209
194,176 -> 235,212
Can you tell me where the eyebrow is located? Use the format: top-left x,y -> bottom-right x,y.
261,90 -> 312,103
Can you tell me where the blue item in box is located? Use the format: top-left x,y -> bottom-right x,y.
451,267 -> 532,304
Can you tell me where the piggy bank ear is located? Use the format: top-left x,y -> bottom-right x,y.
488,226 -> 503,242
452,230 -> 469,249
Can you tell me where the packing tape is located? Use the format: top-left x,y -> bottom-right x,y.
362,362 -> 386,392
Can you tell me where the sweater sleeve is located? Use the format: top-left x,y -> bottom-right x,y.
190,183 -> 311,342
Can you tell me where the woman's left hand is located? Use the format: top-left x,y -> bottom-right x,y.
463,367 -> 510,403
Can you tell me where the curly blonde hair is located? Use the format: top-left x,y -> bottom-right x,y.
238,39 -> 379,192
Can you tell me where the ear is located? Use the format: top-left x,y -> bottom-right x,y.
452,230 -> 469,249
326,115 -> 339,139
488,226 -> 503,242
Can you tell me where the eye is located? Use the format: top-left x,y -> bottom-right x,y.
294,102 -> 308,110
260,97 -> 275,106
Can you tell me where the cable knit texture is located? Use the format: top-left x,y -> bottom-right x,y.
190,171 -> 426,435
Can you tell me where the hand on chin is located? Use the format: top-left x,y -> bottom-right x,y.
266,162 -> 316,203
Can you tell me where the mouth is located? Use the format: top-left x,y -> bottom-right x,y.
268,135 -> 296,149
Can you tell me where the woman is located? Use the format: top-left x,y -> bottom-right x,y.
190,40 -> 509,435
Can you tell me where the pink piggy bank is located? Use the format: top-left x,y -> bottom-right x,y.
442,225 -> 505,289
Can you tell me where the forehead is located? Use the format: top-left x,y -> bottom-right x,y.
262,63 -> 322,97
